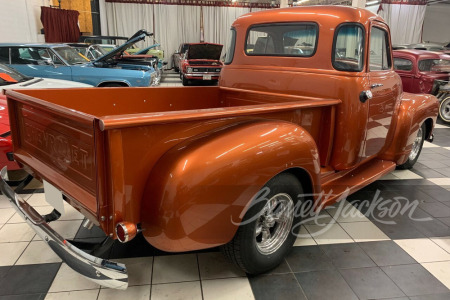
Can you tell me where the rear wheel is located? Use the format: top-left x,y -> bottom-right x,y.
221,173 -> 303,274
397,123 -> 425,170
439,97 -> 450,124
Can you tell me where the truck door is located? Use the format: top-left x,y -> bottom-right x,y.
364,23 -> 401,159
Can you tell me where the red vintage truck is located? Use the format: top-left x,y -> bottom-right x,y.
179,42 -> 223,86
392,50 -> 450,123
0,6 -> 438,290
393,49 -> 450,95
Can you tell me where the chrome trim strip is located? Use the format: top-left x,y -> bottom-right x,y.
185,72 -> 220,77
0,167 -> 128,290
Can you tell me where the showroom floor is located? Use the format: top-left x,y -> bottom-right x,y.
0,72 -> 449,299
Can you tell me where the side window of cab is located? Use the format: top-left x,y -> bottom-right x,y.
369,27 -> 392,71
333,24 -> 365,72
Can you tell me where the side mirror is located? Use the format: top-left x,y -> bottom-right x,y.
45,59 -> 56,68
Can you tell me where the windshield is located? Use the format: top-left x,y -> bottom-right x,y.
100,45 -> 116,53
73,45 -> 107,61
89,45 -> 108,59
0,63 -> 32,86
418,59 -> 450,72
53,47 -> 90,65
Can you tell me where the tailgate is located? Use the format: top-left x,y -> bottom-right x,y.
6,90 -> 99,214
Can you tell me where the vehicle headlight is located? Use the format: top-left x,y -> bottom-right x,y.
187,67 -> 193,73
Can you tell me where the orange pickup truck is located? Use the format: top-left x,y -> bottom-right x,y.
1,6 -> 439,290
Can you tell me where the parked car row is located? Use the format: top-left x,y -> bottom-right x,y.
0,30 -> 168,172
0,42 -> 158,87
0,30 -> 165,88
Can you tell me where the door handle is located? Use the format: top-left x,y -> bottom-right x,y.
370,83 -> 383,89
359,90 -> 373,103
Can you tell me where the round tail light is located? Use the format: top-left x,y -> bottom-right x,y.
115,222 -> 138,243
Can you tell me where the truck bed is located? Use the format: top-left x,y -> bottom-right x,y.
6,86 -> 340,231
11,86 -> 339,127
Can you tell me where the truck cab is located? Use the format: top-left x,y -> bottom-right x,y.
220,6 -> 430,171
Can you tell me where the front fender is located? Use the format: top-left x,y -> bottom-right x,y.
140,120 -> 320,252
73,66 -> 150,87
379,92 -> 438,165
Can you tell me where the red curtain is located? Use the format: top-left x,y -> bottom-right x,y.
40,7 -> 80,43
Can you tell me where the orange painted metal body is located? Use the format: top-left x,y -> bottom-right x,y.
5,6 -> 438,252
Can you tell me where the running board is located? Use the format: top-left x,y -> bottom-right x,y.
319,159 -> 396,207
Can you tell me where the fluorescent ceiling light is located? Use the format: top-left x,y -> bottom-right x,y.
366,0 -> 380,5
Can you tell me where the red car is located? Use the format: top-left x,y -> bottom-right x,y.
180,43 -> 223,86
0,97 -> 17,170
393,50 -> 450,94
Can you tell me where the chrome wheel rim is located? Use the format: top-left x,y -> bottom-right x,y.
409,126 -> 423,161
441,99 -> 450,120
255,193 -> 294,255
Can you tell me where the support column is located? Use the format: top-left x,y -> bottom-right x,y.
352,0 -> 366,8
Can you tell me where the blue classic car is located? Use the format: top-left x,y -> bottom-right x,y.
0,32 -> 158,87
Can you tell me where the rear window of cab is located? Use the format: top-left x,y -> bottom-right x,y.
245,23 -> 318,57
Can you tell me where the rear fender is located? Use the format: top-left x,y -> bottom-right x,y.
140,120 -> 320,252
379,93 -> 438,165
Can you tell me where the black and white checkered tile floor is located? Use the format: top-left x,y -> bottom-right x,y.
158,70 -> 218,87
158,70 -> 183,86
0,77 -> 449,299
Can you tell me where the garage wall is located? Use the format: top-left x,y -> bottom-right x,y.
365,5 -> 379,14
422,4 -> 450,43
52,0 -> 93,33
0,0 -> 50,43
102,2 -> 264,67
102,2 -> 256,67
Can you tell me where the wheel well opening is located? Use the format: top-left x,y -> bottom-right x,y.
98,82 -> 128,87
424,118 -> 433,140
283,168 -> 314,200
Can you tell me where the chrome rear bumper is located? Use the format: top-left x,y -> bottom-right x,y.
0,167 -> 128,289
